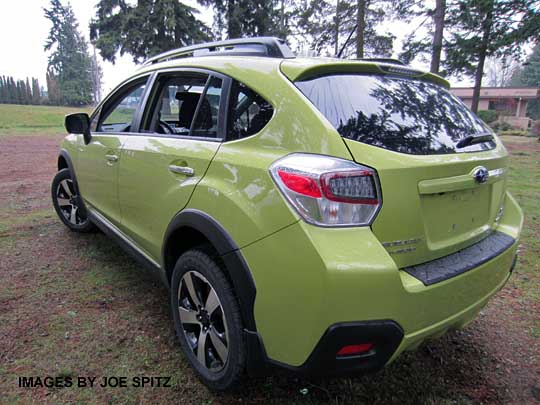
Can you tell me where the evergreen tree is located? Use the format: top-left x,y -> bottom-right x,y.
511,43 -> 540,119
444,0 -> 540,112
16,80 -> 23,104
44,0 -> 94,105
46,71 -> 61,105
25,78 -> 33,104
0,77 -> 5,104
400,0 -> 540,113
399,1 -> 446,73
90,0 -> 211,64
293,0 -> 398,58
292,0 -> 341,55
198,0 -> 287,39
32,78 -> 42,105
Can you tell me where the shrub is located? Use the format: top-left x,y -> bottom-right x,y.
498,130 -> 529,137
477,110 -> 498,124
530,120 -> 540,137
490,121 -> 513,132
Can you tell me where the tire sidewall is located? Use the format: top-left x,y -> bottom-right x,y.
52,168 -> 94,232
171,249 -> 245,391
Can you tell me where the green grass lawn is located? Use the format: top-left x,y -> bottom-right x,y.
500,136 -> 540,303
0,103 -> 93,136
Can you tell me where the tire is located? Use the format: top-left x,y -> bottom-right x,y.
171,248 -> 245,391
51,168 -> 95,233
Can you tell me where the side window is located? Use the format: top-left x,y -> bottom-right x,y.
191,77 -> 223,138
98,80 -> 147,133
228,80 -> 273,140
142,73 -> 211,136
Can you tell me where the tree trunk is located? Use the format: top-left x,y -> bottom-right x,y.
335,0 -> 340,56
471,2 -> 493,113
356,0 -> 366,59
227,0 -> 241,38
281,0 -> 285,36
430,0 -> 446,74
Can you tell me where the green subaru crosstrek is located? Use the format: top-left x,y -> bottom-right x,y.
52,37 -> 523,390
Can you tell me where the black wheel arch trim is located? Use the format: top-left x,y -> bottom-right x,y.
58,149 -> 78,190
162,209 -> 258,333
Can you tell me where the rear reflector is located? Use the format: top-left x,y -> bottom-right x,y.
336,343 -> 374,357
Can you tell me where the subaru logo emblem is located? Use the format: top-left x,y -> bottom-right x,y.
472,166 -> 489,184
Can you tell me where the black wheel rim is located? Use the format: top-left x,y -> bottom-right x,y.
178,271 -> 229,372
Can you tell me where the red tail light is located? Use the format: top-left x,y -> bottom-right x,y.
270,154 -> 381,227
277,170 -> 321,198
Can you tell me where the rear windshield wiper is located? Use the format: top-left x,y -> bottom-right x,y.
456,133 -> 494,149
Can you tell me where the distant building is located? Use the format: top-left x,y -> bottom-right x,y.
451,87 -> 540,129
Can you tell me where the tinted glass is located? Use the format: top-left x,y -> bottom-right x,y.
228,81 -> 273,140
192,77 -> 223,137
99,83 -> 146,132
295,74 -> 496,155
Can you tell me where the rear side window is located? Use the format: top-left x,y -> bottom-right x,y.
227,81 -> 273,140
295,74 -> 496,155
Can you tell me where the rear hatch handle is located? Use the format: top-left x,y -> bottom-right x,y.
418,167 -> 506,195
456,133 -> 494,149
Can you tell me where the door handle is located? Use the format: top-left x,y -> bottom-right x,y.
105,154 -> 118,163
169,165 -> 195,177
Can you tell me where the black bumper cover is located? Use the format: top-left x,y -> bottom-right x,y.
245,320 -> 404,376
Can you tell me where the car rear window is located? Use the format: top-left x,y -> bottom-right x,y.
295,74 -> 496,155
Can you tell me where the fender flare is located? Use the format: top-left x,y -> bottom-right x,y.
58,149 -> 80,194
162,209 -> 258,332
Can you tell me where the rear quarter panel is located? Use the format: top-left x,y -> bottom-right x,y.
186,58 -> 353,248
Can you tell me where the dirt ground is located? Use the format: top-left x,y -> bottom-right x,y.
1,134 -> 539,404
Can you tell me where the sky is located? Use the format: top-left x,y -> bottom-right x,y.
0,0 -> 213,94
0,0 -> 472,98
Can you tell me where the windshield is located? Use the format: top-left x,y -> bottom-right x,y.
295,74 -> 496,155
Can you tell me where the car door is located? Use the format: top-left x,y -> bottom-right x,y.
117,70 -> 227,259
77,76 -> 150,227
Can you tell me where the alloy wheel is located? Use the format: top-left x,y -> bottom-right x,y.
178,270 -> 229,372
55,179 -> 87,226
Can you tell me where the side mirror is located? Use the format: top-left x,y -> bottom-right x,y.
65,113 -> 91,145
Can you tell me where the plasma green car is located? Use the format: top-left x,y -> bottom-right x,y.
52,37 -> 523,390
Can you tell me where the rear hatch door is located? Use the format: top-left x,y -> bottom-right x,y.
291,68 -> 508,268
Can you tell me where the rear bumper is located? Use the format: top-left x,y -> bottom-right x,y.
241,191 -> 523,372
269,321 -> 404,376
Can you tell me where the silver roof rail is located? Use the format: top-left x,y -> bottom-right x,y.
141,37 -> 295,66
